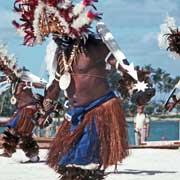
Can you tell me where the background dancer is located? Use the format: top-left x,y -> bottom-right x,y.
158,16 -> 180,111
0,44 -> 48,162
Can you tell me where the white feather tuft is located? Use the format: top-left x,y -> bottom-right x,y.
0,81 -> 10,95
73,2 -> 85,16
0,43 -> 22,77
21,71 -> 47,84
33,0 -> 45,44
17,28 -> 26,37
158,16 -> 177,49
71,11 -> 92,30
57,0 -> 72,9
169,51 -> 180,60
45,39 -> 58,87
0,44 -> 8,57
158,16 -> 180,60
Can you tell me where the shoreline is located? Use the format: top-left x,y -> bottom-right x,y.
126,116 -> 180,122
0,116 -> 180,123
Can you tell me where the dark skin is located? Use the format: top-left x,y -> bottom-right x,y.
40,36 -> 154,123
44,38 -> 114,108
38,37 -> 155,127
165,95 -> 180,112
0,81 -> 45,126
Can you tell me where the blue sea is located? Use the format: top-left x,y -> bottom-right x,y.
1,120 -> 179,145
128,120 -> 180,145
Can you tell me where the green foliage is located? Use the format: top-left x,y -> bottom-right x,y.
0,89 -> 16,117
144,103 -> 156,115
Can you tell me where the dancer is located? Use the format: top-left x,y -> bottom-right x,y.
158,16 -> 180,111
12,0 -> 155,179
0,44 -> 48,162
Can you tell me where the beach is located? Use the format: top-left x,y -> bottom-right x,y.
0,148 -> 180,180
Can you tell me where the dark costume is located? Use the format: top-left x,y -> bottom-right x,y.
0,45 -> 46,161
2,101 -> 40,160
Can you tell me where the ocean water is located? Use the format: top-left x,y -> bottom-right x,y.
0,120 -> 179,145
128,121 -> 180,145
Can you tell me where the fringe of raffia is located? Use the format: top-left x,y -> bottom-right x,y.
15,107 -> 36,135
47,120 -> 71,169
94,98 -> 128,168
2,129 -> 19,155
47,98 -> 128,170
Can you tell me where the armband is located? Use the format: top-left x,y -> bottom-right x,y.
55,71 -> 61,77
54,71 -> 61,81
54,77 -> 60,82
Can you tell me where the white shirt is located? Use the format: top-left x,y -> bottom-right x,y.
134,113 -> 149,130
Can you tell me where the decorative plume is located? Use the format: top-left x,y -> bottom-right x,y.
12,0 -> 101,46
0,43 -> 47,85
73,0 -> 98,16
0,81 -> 10,95
71,10 -> 101,31
158,16 -> 180,59
0,43 -> 23,79
45,39 -> 58,87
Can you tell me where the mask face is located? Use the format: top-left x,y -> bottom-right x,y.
38,10 -> 65,41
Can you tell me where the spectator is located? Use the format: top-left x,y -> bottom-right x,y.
134,106 -> 150,145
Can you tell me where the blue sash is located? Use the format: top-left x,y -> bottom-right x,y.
59,91 -> 116,166
7,110 -> 20,128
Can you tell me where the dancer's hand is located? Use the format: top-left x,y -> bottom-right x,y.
131,88 -> 156,106
38,115 -> 52,128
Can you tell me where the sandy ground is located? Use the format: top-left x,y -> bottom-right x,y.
0,148 -> 180,180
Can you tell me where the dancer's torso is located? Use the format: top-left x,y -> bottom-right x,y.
67,53 -> 110,107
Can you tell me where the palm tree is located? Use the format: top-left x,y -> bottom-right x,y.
162,73 -> 174,93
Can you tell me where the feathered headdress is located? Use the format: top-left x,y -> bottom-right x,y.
12,0 -> 101,46
0,43 -> 47,84
0,44 -> 23,79
158,16 -> 180,59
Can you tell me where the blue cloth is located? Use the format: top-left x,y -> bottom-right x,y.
7,110 -> 20,128
58,91 -> 116,166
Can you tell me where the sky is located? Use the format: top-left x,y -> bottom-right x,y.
0,0 -> 180,78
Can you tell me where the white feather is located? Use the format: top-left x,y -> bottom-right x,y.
33,0 -> 45,44
169,51 -> 180,60
158,16 -> 177,49
57,0 -> 72,9
73,2 -> 85,16
45,39 -> 58,87
71,11 -> 92,30
158,16 -> 180,59
0,81 -> 10,95
20,71 -> 47,84
17,28 -> 26,37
